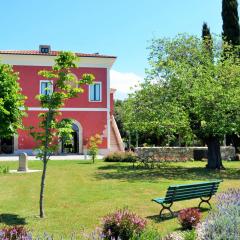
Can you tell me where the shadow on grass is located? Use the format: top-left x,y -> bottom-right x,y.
0,213 -> 26,225
95,163 -> 240,182
147,207 -> 210,223
77,161 -> 93,165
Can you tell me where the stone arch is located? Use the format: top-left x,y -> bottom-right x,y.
72,119 -> 83,154
59,119 -> 83,154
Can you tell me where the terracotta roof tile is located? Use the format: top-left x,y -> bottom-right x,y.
0,50 -> 116,59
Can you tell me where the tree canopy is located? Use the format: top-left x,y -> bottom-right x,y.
123,34 -> 240,169
0,63 -> 25,138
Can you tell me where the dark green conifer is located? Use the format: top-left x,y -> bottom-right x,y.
222,0 -> 240,45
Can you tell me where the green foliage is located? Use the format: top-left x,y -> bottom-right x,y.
88,134 -> 102,163
114,99 -> 128,139
0,165 -> 9,174
104,151 -> 137,162
123,34 -> 240,145
0,63 -> 25,138
184,230 -> 196,240
202,22 -> 213,59
222,0 -> 240,46
131,228 -> 161,240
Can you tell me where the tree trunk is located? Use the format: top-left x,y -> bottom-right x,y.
39,159 -> 47,218
39,110 -> 51,218
206,136 -> 224,170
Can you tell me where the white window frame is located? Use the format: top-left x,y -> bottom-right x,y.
39,80 -> 53,95
88,81 -> 102,102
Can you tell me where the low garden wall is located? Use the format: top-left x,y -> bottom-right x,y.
135,146 -> 236,162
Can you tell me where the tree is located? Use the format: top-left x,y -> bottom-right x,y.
88,134 -> 102,163
31,52 -> 94,218
0,63 -> 25,148
123,35 -> 240,169
222,0 -> 240,45
202,22 -> 213,58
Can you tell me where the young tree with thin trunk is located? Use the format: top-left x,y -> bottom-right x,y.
123,35 -> 240,170
222,0 -> 240,45
0,63 -> 25,149
31,52 -> 94,218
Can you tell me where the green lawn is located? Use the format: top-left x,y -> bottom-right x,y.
0,160 -> 239,237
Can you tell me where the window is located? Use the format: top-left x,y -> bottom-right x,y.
89,82 -> 102,102
40,80 -> 53,95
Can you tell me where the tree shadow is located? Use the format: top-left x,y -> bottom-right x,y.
0,213 -> 26,225
77,162 -> 93,165
95,163 -> 240,182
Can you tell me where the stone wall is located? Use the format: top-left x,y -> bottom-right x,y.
135,146 -> 236,162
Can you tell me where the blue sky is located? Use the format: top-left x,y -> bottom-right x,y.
1,0 -> 239,99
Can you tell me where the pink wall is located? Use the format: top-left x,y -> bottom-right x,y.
13,66 -> 107,108
14,65 -> 109,151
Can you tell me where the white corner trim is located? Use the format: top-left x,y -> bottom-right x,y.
107,68 -> 110,149
21,107 -> 108,112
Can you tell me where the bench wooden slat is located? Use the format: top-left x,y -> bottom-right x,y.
164,190 -> 218,202
170,181 -> 221,188
166,185 -> 219,196
166,184 -> 219,195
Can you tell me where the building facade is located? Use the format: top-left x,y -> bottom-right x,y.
0,47 -> 124,155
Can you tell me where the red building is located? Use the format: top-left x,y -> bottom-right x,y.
0,46 -> 124,155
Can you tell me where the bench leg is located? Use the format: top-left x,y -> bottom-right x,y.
198,196 -> 212,209
159,202 -> 174,218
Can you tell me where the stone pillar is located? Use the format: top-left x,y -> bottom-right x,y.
18,153 -> 28,172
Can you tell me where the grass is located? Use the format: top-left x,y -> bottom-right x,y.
0,160 -> 239,237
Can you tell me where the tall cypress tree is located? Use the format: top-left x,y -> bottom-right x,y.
202,22 -> 213,57
222,0 -> 240,45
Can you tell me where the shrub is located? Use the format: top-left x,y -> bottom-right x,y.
197,188 -> 240,240
0,165 -> 9,174
88,134 -> 102,163
102,209 -> 147,240
104,152 -> 137,163
0,226 -> 32,240
178,208 -> 201,230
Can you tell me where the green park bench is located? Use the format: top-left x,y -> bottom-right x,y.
152,180 -> 222,218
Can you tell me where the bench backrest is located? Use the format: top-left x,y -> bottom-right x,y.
164,180 -> 222,203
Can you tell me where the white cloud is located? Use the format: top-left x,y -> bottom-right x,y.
110,70 -> 143,100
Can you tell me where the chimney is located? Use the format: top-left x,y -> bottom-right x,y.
39,45 -> 51,54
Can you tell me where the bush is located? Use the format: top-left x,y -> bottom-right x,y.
0,226 -> 32,240
197,188 -> 240,240
88,134 -> 102,164
178,208 -> 201,230
0,165 -> 9,174
102,209 -> 147,240
104,152 -> 137,163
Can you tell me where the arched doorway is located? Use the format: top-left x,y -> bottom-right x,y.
61,120 -> 83,154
